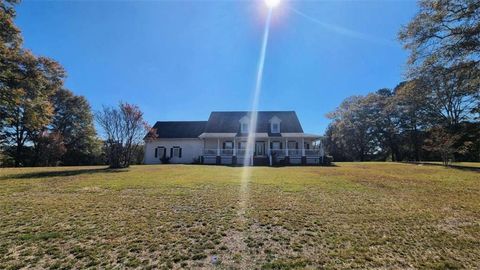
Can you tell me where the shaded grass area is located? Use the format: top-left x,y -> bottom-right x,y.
410,161 -> 480,172
0,163 -> 479,269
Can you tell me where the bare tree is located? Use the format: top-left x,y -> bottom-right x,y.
95,102 -> 148,168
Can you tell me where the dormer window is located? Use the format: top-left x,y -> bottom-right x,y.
239,116 -> 250,133
241,123 -> 249,133
269,116 -> 281,133
271,123 -> 279,133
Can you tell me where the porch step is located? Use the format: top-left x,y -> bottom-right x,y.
253,157 -> 269,166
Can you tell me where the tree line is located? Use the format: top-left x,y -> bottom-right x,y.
0,0 -> 147,168
325,0 -> 480,165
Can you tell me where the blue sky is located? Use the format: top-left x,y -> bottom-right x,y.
15,0 -> 418,134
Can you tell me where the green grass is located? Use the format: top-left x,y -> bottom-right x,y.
0,163 -> 479,269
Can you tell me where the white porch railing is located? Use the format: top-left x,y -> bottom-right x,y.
203,149 -> 235,156
203,149 -> 217,156
220,149 -> 234,156
288,149 -> 302,156
269,149 -> 285,156
236,149 -> 247,156
203,148 -> 323,157
305,149 -> 322,156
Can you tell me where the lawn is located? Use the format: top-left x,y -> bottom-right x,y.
0,163 -> 479,269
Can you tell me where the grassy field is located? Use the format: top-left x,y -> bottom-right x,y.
0,163 -> 479,269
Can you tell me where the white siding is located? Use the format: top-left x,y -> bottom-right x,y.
144,138 -> 203,164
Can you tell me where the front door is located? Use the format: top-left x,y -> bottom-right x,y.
255,142 -> 265,156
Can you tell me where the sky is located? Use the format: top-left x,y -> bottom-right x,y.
15,0 -> 418,135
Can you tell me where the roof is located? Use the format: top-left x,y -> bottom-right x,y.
204,111 -> 304,135
149,121 -> 206,138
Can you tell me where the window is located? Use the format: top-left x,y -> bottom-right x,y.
288,141 -> 298,149
241,123 -> 249,133
272,142 -> 281,150
224,141 -> 233,149
269,116 -> 281,133
238,141 -> 247,149
271,123 -> 280,133
155,147 -> 166,158
171,146 -> 182,158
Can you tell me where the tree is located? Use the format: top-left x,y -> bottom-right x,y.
363,89 -> 403,161
0,0 -> 21,47
399,0 -> 480,129
0,53 -> 65,166
95,102 -> 148,168
421,65 -> 479,126
0,0 -> 22,145
51,89 -> 99,165
399,0 -> 480,73
326,96 -> 378,161
34,131 -> 66,166
395,80 -> 431,161
423,126 -> 472,166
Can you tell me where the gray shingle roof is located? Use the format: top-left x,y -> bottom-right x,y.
204,111 -> 303,135
147,111 -> 304,139
150,121 -> 207,138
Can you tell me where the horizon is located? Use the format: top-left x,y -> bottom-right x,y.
15,0 -> 418,134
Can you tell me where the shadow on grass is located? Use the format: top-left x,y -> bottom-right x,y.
0,167 -> 126,180
405,162 -> 480,173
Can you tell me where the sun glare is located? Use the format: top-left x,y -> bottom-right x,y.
265,0 -> 280,8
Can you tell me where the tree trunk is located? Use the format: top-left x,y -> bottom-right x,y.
15,144 -> 21,167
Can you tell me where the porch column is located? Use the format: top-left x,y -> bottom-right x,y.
302,137 -> 305,156
285,138 -> 288,156
217,138 -> 220,156
233,137 -> 236,156
267,138 -> 270,156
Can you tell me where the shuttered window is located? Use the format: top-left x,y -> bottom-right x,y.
156,147 -> 166,159
172,146 -> 182,158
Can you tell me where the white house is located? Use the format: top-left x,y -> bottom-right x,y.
144,111 -> 325,166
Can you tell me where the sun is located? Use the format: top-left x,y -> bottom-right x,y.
264,0 -> 281,8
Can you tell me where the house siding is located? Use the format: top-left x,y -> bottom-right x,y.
144,138 -> 203,164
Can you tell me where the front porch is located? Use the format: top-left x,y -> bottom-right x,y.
199,133 -> 325,166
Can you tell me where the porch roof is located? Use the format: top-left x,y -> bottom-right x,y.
281,133 -> 322,138
199,132 -> 271,138
198,133 -> 237,138
198,132 -> 322,139
235,133 -> 269,138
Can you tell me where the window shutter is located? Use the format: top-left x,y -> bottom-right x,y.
155,148 -> 158,158
280,142 -> 283,149
163,148 -> 166,157
270,142 -> 273,149
179,148 -> 182,158
170,148 -> 173,157
223,142 -> 225,149
296,142 -> 298,149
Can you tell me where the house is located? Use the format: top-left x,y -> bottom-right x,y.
144,111 -> 325,166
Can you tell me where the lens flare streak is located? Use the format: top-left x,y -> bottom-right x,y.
233,9 -> 273,266
240,8 -> 272,198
